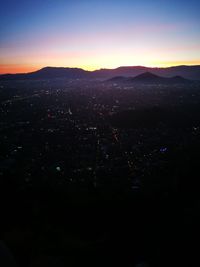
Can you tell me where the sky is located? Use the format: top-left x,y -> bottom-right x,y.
0,0 -> 200,73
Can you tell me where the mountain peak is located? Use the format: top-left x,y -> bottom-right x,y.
131,72 -> 163,82
135,72 -> 161,79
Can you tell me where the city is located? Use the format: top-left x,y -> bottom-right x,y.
0,77 -> 200,266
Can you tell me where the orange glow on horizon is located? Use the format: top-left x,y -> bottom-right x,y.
0,64 -> 42,74
0,60 -> 200,74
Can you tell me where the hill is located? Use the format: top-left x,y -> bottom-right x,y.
107,72 -> 192,84
0,65 -> 200,80
0,67 -> 90,80
130,72 -> 165,83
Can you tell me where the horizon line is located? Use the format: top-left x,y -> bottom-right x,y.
0,64 -> 200,75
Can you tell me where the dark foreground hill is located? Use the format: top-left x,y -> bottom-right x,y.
0,65 -> 200,80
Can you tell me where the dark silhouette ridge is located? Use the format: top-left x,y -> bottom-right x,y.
107,72 -> 192,84
0,67 -> 90,80
170,75 -> 190,82
130,72 -> 165,82
0,65 -> 200,80
32,66 -> 90,78
131,72 -> 192,84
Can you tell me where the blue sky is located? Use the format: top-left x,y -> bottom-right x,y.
0,0 -> 200,73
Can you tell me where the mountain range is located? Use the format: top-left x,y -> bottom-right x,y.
0,65 -> 200,80
108,72 -> 192,84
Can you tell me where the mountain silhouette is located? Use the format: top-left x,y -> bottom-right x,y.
107,72 -> 191,84
32,67 -> 89,79
130,72 -> 164,82
94,65 -> 200,80
170,75 -> 190,83
0,65 -> 200,80
0,67 -> 90,80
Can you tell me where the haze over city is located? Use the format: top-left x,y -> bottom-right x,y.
0,0 -> 200,74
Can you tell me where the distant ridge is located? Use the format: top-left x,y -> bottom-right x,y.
107,72 -> 192,84
0,65 -> 200,80
32,67 -> 89,78
0,67 -> 90,80
131,72 -> 191,84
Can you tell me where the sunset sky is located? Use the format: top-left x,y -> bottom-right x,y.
0,0 -> 200,73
